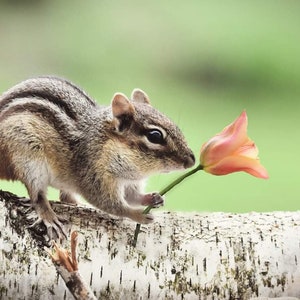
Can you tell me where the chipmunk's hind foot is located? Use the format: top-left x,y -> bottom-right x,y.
28,192 -> 67,241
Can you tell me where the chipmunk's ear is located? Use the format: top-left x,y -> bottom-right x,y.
112,93 -> 135,131
131,88 -> 151,105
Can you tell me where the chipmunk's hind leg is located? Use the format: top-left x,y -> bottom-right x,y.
16,159 -> 67,240
59,190 -> 78,205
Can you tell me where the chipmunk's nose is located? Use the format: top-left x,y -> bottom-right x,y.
184,153 -> 195,169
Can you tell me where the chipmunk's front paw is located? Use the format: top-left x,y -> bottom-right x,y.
142,192 -> 164,208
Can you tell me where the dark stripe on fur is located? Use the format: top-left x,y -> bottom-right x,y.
0,101 -> 79,148
38,76 -> 96,106
0,76 -> 96,121
0,91 -> 78,120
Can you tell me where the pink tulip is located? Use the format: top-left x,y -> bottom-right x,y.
200,111 -> 269,179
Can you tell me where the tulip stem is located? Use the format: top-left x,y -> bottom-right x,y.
132,164 -> 203,247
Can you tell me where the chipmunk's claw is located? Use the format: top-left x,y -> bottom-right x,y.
28,210 -> 67,241
139,212 -> 154,224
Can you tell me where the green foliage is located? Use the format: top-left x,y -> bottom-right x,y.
0,1 -> 299,212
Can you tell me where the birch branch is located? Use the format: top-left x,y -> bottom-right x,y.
0,190 -> 299,300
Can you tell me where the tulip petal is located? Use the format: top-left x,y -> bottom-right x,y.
235,140 -> 259,158
200,111 -> 249,166
204,155 -> 269,179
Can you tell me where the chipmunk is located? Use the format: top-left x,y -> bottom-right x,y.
0,76 -> 195,238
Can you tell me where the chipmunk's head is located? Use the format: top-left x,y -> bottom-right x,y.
110,89 -> 195,178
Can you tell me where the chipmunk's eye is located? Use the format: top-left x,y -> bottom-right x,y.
146,129 -> 164,144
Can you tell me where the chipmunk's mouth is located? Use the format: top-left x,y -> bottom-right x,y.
161,169 -> 172,174
161,164 -> 187,173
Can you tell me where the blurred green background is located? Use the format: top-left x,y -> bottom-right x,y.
0,1 -> 299,212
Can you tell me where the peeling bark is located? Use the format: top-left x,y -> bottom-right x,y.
48,232 -> 96,300
0,190 -> 299,300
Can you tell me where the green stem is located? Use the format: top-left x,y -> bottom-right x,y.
132,164 -> 203,247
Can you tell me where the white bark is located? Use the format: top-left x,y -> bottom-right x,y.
0,191 -> 299,300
